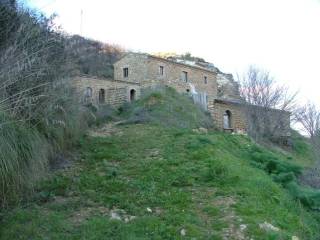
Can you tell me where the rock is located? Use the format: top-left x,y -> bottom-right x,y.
180,228 -> 186,236
110,208 -> 136,223
124,216 -> 136,223
240,224 -> 247,231
292,236 -> 299,240
259,221 -> 280,232
198,127 -> 208,134
110,210 -> 122,221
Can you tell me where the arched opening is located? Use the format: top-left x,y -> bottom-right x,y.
130,89 -> 136,101
223,110 -> 232,129
99,89 -> 105,103
84,87 -> 92,103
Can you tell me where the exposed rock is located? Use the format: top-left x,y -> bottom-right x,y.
180,228 -> 186,236
259,222 -> 280,232
110,208 -> 136,222
240,224 -> 247,232
110,210 -> 122,221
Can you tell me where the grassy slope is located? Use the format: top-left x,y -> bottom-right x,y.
1,88 -> 319,240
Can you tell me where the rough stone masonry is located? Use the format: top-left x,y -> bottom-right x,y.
73,52 -> 290,139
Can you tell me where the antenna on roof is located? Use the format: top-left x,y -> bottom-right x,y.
80,9 -> 83,35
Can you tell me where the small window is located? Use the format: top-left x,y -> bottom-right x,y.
159,66 -> 164,75
181,71 -> 188,82
123,67 -> 129,78
99,89 -> 105,103
204,76 -> 207,84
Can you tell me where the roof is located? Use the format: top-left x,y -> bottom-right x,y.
214,98 -> 291,114
115,52 -> 218,75
214,98 -> 244,105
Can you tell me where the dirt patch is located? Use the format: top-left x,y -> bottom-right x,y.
214,196 -> 248,240
69,206 -> 109,226
88,122 -> 124,137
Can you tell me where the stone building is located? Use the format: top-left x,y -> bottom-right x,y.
74,52 -> 290,138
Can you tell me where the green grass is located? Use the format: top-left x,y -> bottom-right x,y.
1,124 -> 319,239
1,88 -> 319,239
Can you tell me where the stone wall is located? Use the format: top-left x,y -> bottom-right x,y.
114,53 -> 218,101
74,53 -> 291,139
209,100 -> 247,133
145,56 -> 218,100
73,76 -> 140,107
114,54 -> 149,84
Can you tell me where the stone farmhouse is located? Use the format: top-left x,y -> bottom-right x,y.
73,52 -> 290,138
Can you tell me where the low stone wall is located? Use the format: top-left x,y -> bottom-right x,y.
72,76 -> 140,107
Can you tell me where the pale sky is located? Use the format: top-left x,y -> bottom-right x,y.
24,0 -> 320,107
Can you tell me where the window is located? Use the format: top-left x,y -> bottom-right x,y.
181,71 -> 188,82
159,66 -> 164,76
99,89 -> 105,103
223,110 -> 232,129
204,76 -> 207,84
123,67 -> 129,78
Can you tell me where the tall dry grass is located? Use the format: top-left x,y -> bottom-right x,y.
0,2 -> 90,207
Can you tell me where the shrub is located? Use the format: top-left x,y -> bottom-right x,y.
0,114 -> 48,206
203,160 -> 231,185
248,146 -> 302,176
119,87 -> 214,129
287,182 -> 320,210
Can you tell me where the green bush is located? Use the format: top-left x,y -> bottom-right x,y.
273,172 -> 296,184
287,182 -> 320,210
119,87 -> 214,129
248,145 -> 302,176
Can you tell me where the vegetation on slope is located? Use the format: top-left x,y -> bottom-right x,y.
1,88 -> 320,240
118,87 -> 213,129
0,1 -> 123,207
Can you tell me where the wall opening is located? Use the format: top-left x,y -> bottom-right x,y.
99,88 -> 105,103
223,110 -> 232,129
84,87 -> 92,103
130,89 -> 136,102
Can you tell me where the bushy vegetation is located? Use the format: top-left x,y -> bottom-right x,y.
118,87 -> 213,129
0,2 -> 94,207
65,35 -> 124,78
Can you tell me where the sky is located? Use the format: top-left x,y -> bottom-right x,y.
23,0 -> 320,107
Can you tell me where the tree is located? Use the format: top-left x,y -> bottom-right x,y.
295,102 -> 320,156
238,66 -> 297,142
295,102 -> 320,139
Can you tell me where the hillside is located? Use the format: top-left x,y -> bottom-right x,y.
1,88 -> 320,240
